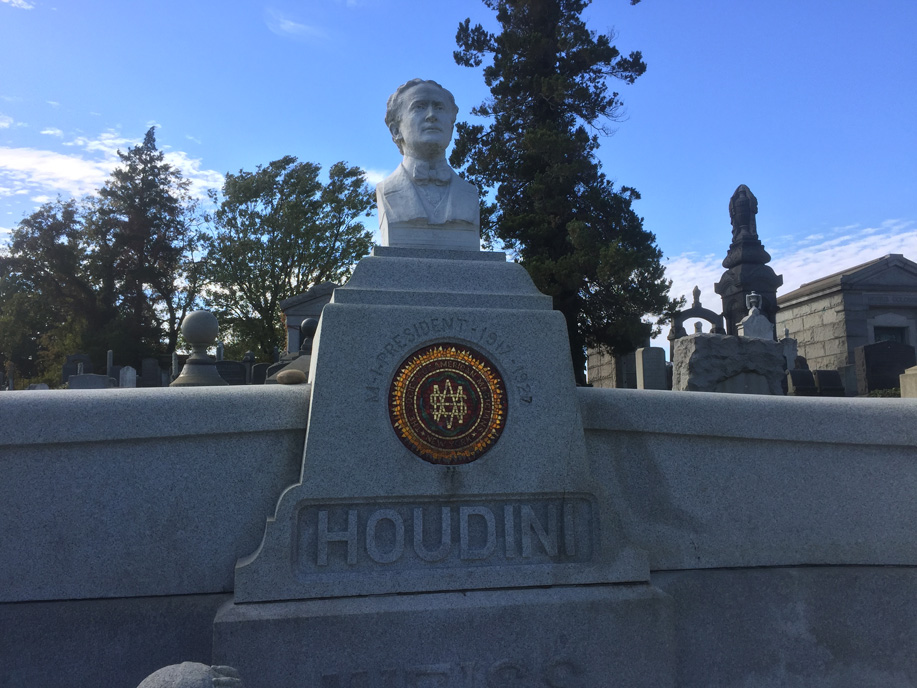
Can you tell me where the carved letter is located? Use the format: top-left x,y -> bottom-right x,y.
521,505 -> 558,558
366,509 -> 405,564
405,664 -> 452,687
563,503 -> 576,557
487,660 -> 528,687
460,506 -> 496,560
317,509 -> 358,566
413,507 -> 452,562
543,656 -> 582,687
504,505 -> 515,558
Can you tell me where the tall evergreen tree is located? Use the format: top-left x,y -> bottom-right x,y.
453,0 -> 675,383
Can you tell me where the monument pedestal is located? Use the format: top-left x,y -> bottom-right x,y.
214,585 -> 674,688
217,247 -> 658,684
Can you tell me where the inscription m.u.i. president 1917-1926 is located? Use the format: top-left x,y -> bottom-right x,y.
294,496 -> 594,574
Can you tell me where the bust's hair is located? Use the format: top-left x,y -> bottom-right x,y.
385,78 -> 458,154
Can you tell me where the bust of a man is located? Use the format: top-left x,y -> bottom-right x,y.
377,78 -> 480,251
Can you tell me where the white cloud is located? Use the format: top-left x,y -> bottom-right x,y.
0,114 -> 12,129
362,168 -> 388,186
1,0 -> 34,9
30,194 -> 51,203
265,8 -> 328,40
654,220 -> 917,349
0,129 -> 224,209
46,101 -> 60,108
185,134 -> 201,145
40,127 -> 63,137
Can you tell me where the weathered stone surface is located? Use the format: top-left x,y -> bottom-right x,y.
656,567 -> 917,687
214,586 -> 675,688
901,366 -> 917,398
672,333 -> 785,394
636,346 -> 668,389
137,663 -> 244,688
856,340 -> 916,394
786,368 -> 816,396
234,247 -> 646,603
0,386 -> 308,602
275,368 -> 306,385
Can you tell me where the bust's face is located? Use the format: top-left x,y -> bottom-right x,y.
394,83 -> 455,160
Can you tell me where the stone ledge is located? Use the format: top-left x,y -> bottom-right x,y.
0,384 -> 311,447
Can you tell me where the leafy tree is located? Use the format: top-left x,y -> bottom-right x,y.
203,157 -> 374,358
0,128 -> 204,384
453,0 -> 676,383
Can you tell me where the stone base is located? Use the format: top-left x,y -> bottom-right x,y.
381,224 -> 481,251
214,584 -> 674,688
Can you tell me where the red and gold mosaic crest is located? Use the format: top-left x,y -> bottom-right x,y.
389,344 -> 507,465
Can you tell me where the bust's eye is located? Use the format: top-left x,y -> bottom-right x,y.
412,101 -> 427,110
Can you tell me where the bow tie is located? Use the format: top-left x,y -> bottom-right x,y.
411,163 -> 451,186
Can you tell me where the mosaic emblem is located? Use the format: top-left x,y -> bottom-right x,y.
389,344 -> 508,465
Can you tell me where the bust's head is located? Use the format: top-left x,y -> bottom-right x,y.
385,79 -> 458,160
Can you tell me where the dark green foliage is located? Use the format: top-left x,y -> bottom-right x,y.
0,128 -> 203,384
453,0 -> 675,383
203,157 -> 374,359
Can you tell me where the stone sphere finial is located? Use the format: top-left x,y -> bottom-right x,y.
181,310 -> 219,346
170,310 -> 229,387
136,662 -> 244,688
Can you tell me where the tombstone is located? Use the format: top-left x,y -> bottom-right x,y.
210,81 -> 671,687
242,351 -> 256,384
106,350 -> 114,376
141,358 -> 163,388
216,342 -> 225,362
736,292 -> 775,340
26,382 -> 49,390
673,333 -> 785,395
855,340 -> 917,395
250,363 -> 269,385
811,369 -> 845,397
216,360 -> 248,386
900,365 -> 917,398
62,354 -> 94,384
171,351 -> 181,382
780,330 -> 798,372
119,366 -> 137,388
635,346 -> 668,390
785,369 -> 817,396
68,373 -> 116,389
108,365 -> 123,386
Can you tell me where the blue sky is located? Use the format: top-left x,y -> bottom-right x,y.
2,0 -> 916,330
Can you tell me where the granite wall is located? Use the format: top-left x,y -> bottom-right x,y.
2,386 -> 916,687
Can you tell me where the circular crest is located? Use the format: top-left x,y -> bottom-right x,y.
389,344 -> 507,465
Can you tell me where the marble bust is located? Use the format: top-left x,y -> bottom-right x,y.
377,78 -> 480,251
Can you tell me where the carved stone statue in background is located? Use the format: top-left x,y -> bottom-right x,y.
377,78 -> 480,251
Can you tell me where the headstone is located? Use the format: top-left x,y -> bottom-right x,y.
62,353 -> 93,384
673,333 -> 785,395
838,364 -> 857,397
216,360 -> 248,386
108,365 -> 122,386
780,334 -> 798,372
106,349 -> 114,376
854,340 -> 917,395
171,351 -> 181,381
141,357 -> 162,388
736,292 -> 775,340
119,366 -> 137,388
216,342 -> 225,362
635,346 -> 668,390
785,369 -> 816,396
900,365 -> 917,398
242,351 -> 256,384
68,373 -> 116,389
214,248 -> 663,683
250,363 -> 269,385
26,383 -> 49,390
812,369 -> 845,397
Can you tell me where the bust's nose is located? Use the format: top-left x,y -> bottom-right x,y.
424,107 -> 438,121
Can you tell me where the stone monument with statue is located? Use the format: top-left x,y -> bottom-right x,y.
212,79 -> 671,687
